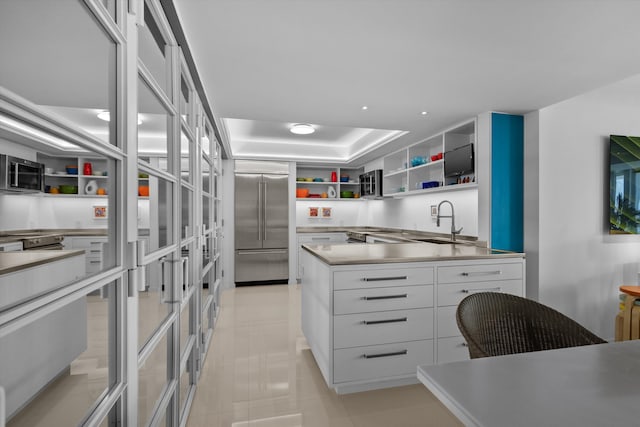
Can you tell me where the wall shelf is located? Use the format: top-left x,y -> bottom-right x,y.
382,119 -> 476,197
296,164 -> 364,200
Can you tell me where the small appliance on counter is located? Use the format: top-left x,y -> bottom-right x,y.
359,169 -> 384,198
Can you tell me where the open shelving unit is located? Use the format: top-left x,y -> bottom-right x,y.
38,153 -> 109,196
383,119 -> 476,197
295,165 -> 365,200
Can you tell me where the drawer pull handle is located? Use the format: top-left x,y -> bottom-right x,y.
362,294 -> 408,301
363,349 -> 408,359
461,287 -> 501,294
461,270 -> 502,277
361,276 -> 407,282
311,237 -> 331,241
362,317 -> 408,325
90,250 -> 101,253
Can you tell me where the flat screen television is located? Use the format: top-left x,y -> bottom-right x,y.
444,143 -> 474,178
610,134 -> 640,234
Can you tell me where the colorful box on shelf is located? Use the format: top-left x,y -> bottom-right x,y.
422,181 -> 440,189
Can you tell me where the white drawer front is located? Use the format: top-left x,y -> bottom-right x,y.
437,279 -> 523,307
334,285 -> 433,315
334,308 -> 434,349
333,339 -> 433,383
298,233 -> 347,244
334,267 -> 433,291
437,262 -> 522,284
69,237 -> 107,249
437,306 -> 460,338
437,336 -> 470,364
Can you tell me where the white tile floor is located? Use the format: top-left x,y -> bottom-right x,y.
187,284 -> 462,427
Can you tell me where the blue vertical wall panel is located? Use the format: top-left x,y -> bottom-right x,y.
491,113 -> 524,252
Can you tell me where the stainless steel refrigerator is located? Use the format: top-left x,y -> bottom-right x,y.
234,161 -> 289,284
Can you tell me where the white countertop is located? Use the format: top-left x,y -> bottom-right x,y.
302,241 -> 523,265
417,340 -> 640,427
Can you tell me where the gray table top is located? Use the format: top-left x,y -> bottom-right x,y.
417,340 -> 640,427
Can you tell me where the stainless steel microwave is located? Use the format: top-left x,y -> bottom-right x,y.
0,154 -> 45,193
359,169 -> 384,198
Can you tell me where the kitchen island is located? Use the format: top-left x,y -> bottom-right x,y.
0,249 -> 87,418
300,241 -> 525,394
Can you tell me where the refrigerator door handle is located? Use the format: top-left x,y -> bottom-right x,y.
257,180 -> 262,241
263,181 -> 268,241
237,249 -> 288,255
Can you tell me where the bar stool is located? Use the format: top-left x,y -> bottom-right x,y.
615,285 -> 640,341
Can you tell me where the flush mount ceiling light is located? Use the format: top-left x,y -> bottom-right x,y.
421,111 -> 428,116
289,123 -> 315,135
362,106 -> 368,110
97,111 -> 143,125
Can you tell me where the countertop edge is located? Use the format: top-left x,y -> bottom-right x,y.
0,249 -> 86,276
301,243 -> 525,266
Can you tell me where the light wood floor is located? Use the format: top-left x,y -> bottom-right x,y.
187,284 -> 462,427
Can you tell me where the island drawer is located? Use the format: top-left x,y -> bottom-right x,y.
333,339 -> 433,383
333,308 -> 434,349
333,267 -> 433,291
437,336 -> 470,364
437,279 -> 522,306
334,285 -> 433,315
437,262 -> 522,284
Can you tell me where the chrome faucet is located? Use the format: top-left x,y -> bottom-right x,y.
436,200 -> 463,242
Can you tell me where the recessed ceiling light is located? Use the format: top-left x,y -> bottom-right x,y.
421,111 -> 428,116
97,111 -> 143,125
290,123 -> 315,135
362,106 -> 368,110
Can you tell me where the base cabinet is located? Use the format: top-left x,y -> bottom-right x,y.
334,340 -> 434,384
296,233 -> 347,280
63,235 -> 107,274
301,252 -> 525,393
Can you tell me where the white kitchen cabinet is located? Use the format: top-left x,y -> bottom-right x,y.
382,119 -> 476,197
435,260 -> 524,364
296,232 -> 347,281
0,251 -> 87,417
301,255 -> 435,393
301,251 -> 525,393
63,235 -> 107,274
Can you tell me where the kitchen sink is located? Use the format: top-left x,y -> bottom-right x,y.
412,238 -> 454,244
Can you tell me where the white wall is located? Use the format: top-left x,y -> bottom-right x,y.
295,200 -> 369,227
0,195 -> 111,230
365,190 -> 478,236
294,189 -> 478,236
526,73 -> 640,339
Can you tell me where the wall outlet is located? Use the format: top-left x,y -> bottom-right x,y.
430,205 -> 438,218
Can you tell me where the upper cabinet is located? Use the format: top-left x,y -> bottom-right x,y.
295,165 -> 364,200
383,120 -> 476,197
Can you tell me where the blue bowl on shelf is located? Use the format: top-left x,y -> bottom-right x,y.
340,176 -> 349,182
66,166 -> 78,175
410,156 -> 427,167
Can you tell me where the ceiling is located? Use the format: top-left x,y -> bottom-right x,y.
175,0 -> 640,166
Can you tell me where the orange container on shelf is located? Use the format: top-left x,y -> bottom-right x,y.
138,185 -> 150,197
296,188 -> 309,198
